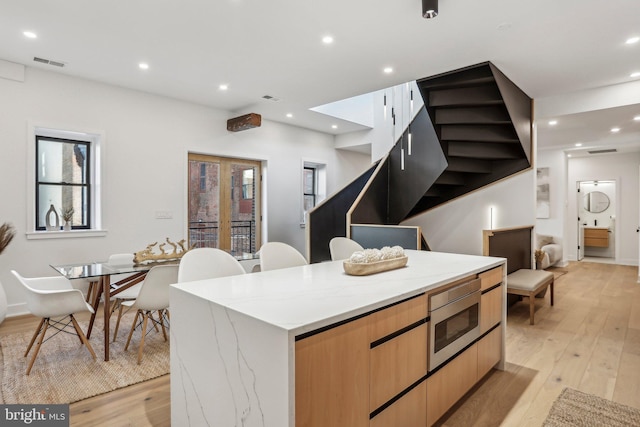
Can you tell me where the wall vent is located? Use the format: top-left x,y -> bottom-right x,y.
33,57 -> 65,68
587,149 -> 617,154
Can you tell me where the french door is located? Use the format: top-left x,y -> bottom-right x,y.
187,153 -> 261,254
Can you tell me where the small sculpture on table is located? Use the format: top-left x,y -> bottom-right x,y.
133,238 -> 191,265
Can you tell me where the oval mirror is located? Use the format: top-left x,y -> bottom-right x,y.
583,191 -> 610,213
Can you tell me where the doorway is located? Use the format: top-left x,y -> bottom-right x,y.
187,153 -> 261,254
577,180 -> 615,262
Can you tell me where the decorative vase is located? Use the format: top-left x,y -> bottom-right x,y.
64,222 -> 72,231
45,204 -> 60,231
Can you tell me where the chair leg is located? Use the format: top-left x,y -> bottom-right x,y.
25,318 -> 45,357
137,311 -> 149,365
70,314 -> 97,360
113,303 -> 125,342
159,309 -> 168,341
124,310 -> 141,351
26,319 -> 49,375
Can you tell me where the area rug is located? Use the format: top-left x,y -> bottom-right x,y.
0,314 -> 169,404
543,388 -> 640,427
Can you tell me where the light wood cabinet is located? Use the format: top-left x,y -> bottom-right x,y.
295,316 -> 370,427
584,227 -> 609,247
370,381 -> 427,427
369,295 -> 427,342
479,266 -> 502,291
370,323 -> 427,411
296,266 -> 505,427
478,325 -> 502,379
480,285 -> 503,334
427,343 -> 478,427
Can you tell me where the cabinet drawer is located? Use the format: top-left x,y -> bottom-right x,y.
295,317 -> 370,427
584,228 -> 608,238
370,323 -> 427,411
427,343 -> 478,427
370,380 -> 427,427
480,285 -> 503,334
478,325 -> 502,379
479,266 -> 503,291
369,294 -> 427,343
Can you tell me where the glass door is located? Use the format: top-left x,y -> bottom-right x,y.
188,154 -> 261,254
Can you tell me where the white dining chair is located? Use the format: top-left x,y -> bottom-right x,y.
177,248 -> 246,283
329,237 -> 365,261
259,242 -> 308,272
123,264 -> 179,364
108,253 -> 144,342
11,270 -> 97,375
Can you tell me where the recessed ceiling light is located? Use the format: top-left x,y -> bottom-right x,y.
567,154 -> 572,158
322,36 -> 334,44
23,31 -> 37,39
548,120 -> 558,126
575,143 -> 582,147
219,84 -> 228,91
634,115 -> 640,121
286,113 -> 293,118
138,63 -> 149,70
631,71 -> 640,78
625,36 -> 640,45
611,127 -> 621,133
383,67 -> 393,74
331,124 -> 338,129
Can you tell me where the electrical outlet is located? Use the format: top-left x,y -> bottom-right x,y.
155,211 -> 173,219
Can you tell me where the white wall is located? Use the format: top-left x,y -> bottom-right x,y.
567,152 -> 640,265
403,170 -> 536,256
0,67 -> 371,315
535,149 -> 568,262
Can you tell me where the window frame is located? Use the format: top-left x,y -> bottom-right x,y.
301,160 -> 327,225
35,135 -> 92,231
26,123 -> 106,239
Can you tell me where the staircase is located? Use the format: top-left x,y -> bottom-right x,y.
409,62 -> 531,215
307,62 -> 532,263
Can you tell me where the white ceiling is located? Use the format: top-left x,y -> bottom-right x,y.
1,0 -> 639,154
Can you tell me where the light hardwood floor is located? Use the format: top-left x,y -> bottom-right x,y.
436,261 -> 640,426
1,261 -> 638,426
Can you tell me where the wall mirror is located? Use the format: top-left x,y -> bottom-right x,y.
583,191 -> 610,213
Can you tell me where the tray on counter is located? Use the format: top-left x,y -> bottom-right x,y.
343,256 -> 408,276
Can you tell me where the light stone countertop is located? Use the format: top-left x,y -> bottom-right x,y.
171,250 -> 505,336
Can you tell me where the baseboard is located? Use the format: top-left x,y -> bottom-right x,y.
6,302 -> 29,318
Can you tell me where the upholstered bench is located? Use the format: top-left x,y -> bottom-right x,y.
506,269 -> 554,325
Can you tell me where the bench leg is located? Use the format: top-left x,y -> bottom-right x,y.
529,292 -> 535,325
550,280 -> 554,306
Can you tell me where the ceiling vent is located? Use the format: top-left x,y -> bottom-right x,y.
587,149 -> 617,154
262,95 -> 280,102
33,57 -> 65,68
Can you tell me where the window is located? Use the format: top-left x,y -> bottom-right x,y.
302,161 -> 327,224
35,136 -> 91,230
187,153 -> 262,253
303,166 -> 317,213
27,124 -> 104,238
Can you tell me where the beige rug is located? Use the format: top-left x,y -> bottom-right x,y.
0,314 -> 169,404
543,388 -> 640,427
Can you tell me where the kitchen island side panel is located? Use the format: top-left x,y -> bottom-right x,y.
170,287 -> 291,427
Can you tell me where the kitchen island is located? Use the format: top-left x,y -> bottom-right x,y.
170,250 -> 506,427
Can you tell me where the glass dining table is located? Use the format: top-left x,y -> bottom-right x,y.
50,261 -> 152,361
